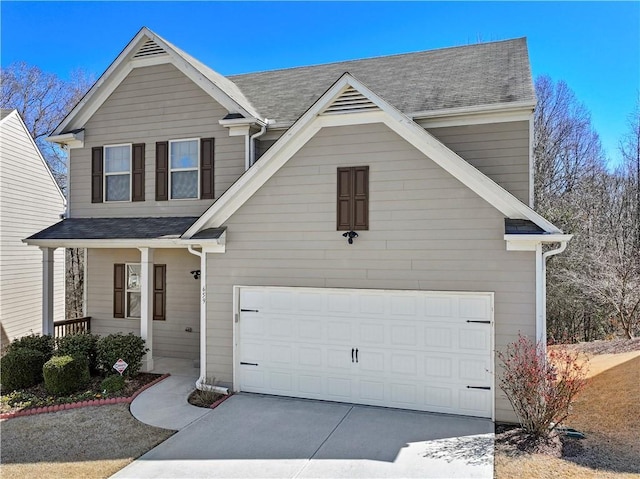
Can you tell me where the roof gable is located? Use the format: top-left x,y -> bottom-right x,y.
51,27 -> 262,136
183,74 -> 560,238
0,109 -> 65,204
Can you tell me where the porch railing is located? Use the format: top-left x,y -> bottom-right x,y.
53,316 -> 92,338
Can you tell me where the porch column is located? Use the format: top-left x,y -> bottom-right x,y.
139,247 -> 154,372
40,247 -> 56,336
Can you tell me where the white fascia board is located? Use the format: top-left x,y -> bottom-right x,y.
23,237 -> 225,251
411,100 -> 536,122
504,234 -> 573,251
46,130 -> 85,149
9,110 -> 66,204
185,73 -> 560,237
416,108 -> 533,128
52,27 -> 261,135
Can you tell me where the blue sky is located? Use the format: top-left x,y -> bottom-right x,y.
1,1 -> 638,166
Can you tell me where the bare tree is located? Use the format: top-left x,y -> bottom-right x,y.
1,62 -> 93,320
0,62 -> 93,190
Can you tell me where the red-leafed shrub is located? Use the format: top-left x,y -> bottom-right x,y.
497,334 -> 588,438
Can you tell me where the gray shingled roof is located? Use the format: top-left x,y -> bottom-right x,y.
505,219 -> 546,235
230,38 -> 535,124
27,217 -> 200,240
0,108 -> 15,121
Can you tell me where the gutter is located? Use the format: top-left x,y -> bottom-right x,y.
249,120 -> 269,167
536,240 -> 570,348
186,245 -> 229,396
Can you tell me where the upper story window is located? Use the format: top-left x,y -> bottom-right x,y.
92,143 -> 144,204
170,139 -> 199,199
104,144 -> 131,202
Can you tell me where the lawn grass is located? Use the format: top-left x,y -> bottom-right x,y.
495,355 -> 640,479
0,404 -> 174,479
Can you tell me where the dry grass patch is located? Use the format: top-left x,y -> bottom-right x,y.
495,344 -> 640,479
0,403 -> 174,479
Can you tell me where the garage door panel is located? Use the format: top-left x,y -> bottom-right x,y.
237,287 -> 493,418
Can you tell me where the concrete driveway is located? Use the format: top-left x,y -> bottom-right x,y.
113,394 -> 494,478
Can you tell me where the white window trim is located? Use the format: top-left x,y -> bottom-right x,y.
169,138 -> 200,200
125,262 -> 141,319
104,143 -> 132,202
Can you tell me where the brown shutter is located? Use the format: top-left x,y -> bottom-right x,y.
132,143 -> 145,202
113,264 -> 125,318
336,166 -> 369,230
153,264 -> 166,321
155,141 -> 168,201
337,167 -> 352,230
91,147 -> 103,203
200,137 -> 215,199
353,166 -> 369,230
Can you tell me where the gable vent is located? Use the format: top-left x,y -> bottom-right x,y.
321,87 -> 379,115
133,39 -> 168,59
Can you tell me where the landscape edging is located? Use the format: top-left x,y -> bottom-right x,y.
0,373 -> 171,420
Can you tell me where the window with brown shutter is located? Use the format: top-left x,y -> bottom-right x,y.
336,166 -> 369,230
132,143 -> 145,202
91,147 -> 104,203
153,264 -> 166,321
156,141 -> 169,201
113,263 -> 125,318
200,137 -> 214,199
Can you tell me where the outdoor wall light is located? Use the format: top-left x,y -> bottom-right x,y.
342,231 -> 358,245
191,270 -> 201,280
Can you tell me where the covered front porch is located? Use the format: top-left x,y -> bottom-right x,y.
23,217 -> 225,374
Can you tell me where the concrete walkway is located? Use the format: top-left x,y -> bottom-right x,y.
115,393 -> 494,479
130,357 -> 212,431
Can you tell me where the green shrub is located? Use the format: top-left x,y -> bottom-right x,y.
56,333 -> 99,374
42,355 -> 90,395
0,348 -> 46,392
7,334 -> 54,361
96,333 -> 148,377
101,374 -> 125,394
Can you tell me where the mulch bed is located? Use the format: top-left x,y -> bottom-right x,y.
555,338 -> 640,355
1,373 -> 166,418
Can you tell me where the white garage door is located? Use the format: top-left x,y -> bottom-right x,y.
235,287 -> 494,418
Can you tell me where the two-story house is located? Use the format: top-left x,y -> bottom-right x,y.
26,27 -> 570,423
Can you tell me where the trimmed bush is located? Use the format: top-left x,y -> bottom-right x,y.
101,374 -> 125,394
0,348 -> 46,392
43,355 -> 90,395
56,333 -> 99,374
7,334 -> 54,361
96,333 -> 148,377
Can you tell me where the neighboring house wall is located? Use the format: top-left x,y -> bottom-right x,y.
86,248 -> 200,359
425,121 -> 531,205
0,111 -> 65,350
204,122 -> 535,423
68,63 -> 245,218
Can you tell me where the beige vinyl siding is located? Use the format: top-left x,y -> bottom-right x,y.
0,112 -> 65,350
69,63 -> 245,217
86,248 -> 200,360
205,122 -> 535,423
424,121 -> 531,205
257,121 -> 531,204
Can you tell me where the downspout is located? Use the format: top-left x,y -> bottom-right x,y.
187,245 -> 229,395
538,241 -> 569,348
243,133 -> 251,171
249,120 -> 269,167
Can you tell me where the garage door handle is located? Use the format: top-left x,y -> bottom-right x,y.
466,386 -> 491,390
240,362 -> 259,366
241,309 -> 259,313
351,348 -> 355,363
355,348 -> 359,363
466,320 -> 491,324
